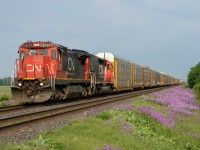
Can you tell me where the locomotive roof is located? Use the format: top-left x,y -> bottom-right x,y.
57,44 -> 89,53
20,41 -> 89,55
56,44 -> 67,52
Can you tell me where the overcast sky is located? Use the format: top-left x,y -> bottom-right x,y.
0,0 -> 200,80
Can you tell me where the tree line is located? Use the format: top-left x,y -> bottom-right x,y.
0,77 -> 11,86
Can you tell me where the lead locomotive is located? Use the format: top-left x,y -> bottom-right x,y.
11,41 -> 114,103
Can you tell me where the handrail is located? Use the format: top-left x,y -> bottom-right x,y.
46,64 -> 52,76
11,59 -> 19,87
11,65 -> 15,87
89,72 -> 96,90
46,64 -> 55,90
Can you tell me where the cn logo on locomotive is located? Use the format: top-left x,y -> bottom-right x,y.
26,64 -> 42,72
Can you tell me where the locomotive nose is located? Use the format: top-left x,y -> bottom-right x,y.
23,55 -> 51,79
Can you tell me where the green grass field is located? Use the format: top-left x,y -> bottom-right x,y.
0,86 -> 11,96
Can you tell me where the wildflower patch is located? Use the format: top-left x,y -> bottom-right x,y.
139,86 -> 200,126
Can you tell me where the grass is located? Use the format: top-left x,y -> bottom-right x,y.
3,118 -> 135,150
0,86 -> 12,107
0,86 -> 11,96
176,115 -> 200,136
0,86 -> 11,106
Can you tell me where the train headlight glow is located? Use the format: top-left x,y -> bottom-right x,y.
40,82 -> 44,86
34,44 -> 40,46
18,83 -> 22,86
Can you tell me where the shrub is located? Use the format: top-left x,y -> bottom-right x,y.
187,62 -> 200,88
194,83 -> 200,100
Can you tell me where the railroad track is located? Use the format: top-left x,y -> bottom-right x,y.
0,86 -> 171,134
0,105 -> 27,112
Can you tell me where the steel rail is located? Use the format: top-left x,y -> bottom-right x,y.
0,105 -> 27,112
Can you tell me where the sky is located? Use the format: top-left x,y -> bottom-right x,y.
0,0 -> 200,80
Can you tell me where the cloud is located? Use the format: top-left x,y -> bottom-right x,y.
95,0 -> 122,14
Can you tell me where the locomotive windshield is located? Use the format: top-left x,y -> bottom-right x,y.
40,49 -> 48,55
51,50 -> 56,60
28,49 -> 49,55
29,50 -> 37,55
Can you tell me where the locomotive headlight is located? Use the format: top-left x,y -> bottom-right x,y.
40,82 -> 44,86
18,83 -> 22,87
34,44 -> 40,46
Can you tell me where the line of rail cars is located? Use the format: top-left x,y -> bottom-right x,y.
11,41 -> 180,104
96,53 -> 180,91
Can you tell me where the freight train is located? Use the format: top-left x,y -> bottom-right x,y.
11,41 -> 180,104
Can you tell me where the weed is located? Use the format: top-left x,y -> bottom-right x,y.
13,135 -> 66,150
0,95 -> 9,101
96,111 -> 112,120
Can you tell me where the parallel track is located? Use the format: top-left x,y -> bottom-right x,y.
0,86 -> 171,133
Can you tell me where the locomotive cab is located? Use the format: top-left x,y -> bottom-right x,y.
11,41 -> 114,104
11,41 -> 57,103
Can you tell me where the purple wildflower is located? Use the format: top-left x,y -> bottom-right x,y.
139,106 -> 175,127
106,119 -> 114,126
139,86 -> 200,126
145,86 -> 199,115
97,145 -> 122,150
119,119 -> 133,133
117,104 -> 135,110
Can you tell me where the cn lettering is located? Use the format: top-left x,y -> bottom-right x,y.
26,64 -> 42,72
